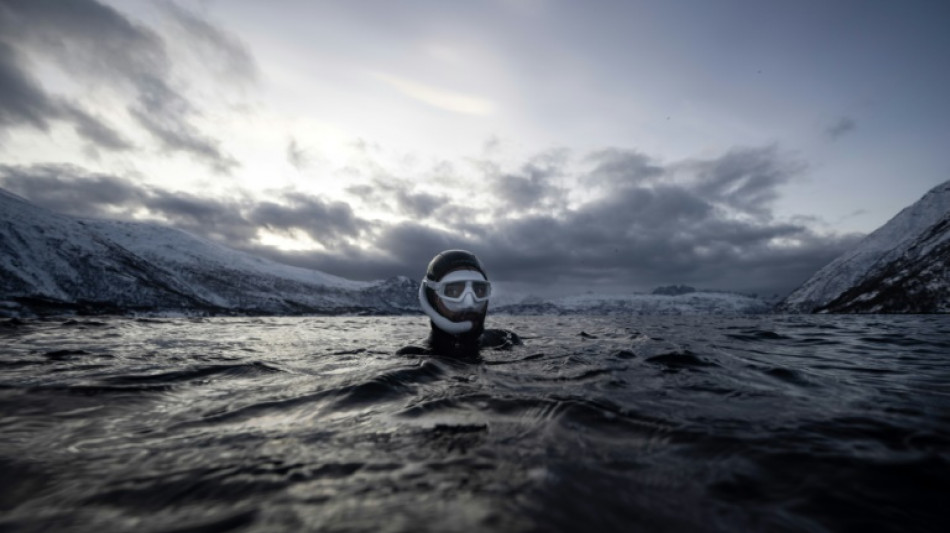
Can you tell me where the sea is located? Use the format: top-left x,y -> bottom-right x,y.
1,314 -> 948,533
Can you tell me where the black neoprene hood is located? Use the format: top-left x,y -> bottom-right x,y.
425,250 -> 487,281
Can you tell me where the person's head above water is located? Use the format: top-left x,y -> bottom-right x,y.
419,249 -> 492,338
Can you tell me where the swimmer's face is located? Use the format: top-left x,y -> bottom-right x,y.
433,267 -> 488,325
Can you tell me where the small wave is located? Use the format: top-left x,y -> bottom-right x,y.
763,367 -> 814,387
104,362 -> 285,386
419,423 -> 490,454
681,382 -> 740,396
83,471 -> 280,510
329,361 -> 446,409
60,319 -> 110,328
25,362 -> 288,397
860,335 -> 929,347
645,350 -> 717,369
402,393 -> 672,443
550,397 -> 672,436
533,366 -> 623,383
0,317 -> 28,329
812,364 -> 899,375
161,509 -> 259,533
792,336 -> 841,346
725,329 -> 789,341
57,383 -> 178,395
187,389 -> 340,427
327,348 -> 367,356
397,394 -> 484,418
43,349 -> 94,360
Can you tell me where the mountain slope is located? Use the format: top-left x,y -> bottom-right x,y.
493,291 -> 771,316
780,181 -> 950,313
816,215 -> 950,313
0,189 -> 414,316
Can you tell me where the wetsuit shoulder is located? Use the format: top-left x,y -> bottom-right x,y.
480,329 -> 522,349
395,343 -> 430,356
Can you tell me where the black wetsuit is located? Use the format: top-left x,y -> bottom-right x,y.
396,323 -> 522,358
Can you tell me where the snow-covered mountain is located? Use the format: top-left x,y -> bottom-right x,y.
780,180 -> 950,313
0,188 -> 417,317
493,291 -> 772,316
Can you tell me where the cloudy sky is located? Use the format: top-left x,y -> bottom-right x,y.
1,0 -> 948,297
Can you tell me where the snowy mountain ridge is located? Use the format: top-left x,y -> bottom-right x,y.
780,180 -> 950,313
492,290 -> 771,316
0,188 -> 413,317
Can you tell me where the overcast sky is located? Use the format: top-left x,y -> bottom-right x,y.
1,0 -> 948,297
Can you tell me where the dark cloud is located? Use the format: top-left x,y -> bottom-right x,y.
240,246 -> 405,282
346,177 -> 448,220
377,222 -> 471,262
0,41 -> 56,131
144,190 -> 257,244
0,164 -> 249,243
158,0 -> 258,84
826,117 -> 857,140
490,149 -> 569,211
0,0 -> 241,172
395,190 -> 445,218
691,145 -> 803,217
0,40 -> 132,151
0,0 -> 165,70
249,192 -> 368,246
65,107 -> 133,151
584,148 -> 664,188
0,163 -> 146,216
0,140 -> 859,297
346,184 -> 374,199
130,93 -> 238,175
0,163 -> 366,251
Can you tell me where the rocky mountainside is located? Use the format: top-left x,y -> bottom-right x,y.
780,180 -> 950,313
0,189 -> 417,317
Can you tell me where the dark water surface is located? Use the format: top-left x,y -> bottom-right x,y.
1,315 -> 949,532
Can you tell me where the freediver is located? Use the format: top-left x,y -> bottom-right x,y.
396,249 -> 521,358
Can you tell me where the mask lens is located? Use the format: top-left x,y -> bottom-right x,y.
442,281 -> 466,299
472,281 -> 490,299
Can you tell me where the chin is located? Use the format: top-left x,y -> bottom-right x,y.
444,309 -> 485,324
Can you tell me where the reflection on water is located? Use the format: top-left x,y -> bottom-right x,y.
1,315 -> 948,532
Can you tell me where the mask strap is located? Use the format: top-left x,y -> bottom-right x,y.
418,281 -> 473,335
